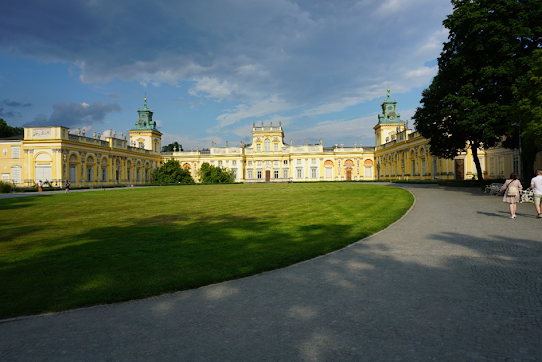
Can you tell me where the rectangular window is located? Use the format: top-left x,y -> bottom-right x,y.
2,173 -> 9,182
283,169 -> 289,179
266,161 -> 270,166
127,169 -> 131,181
218,161 -> 222,167
232,160 -> 237,166
232,169 -> 237,179
12,146 -> 20,159
274,170 -> 279,178
265,139 -> 270,152
11,167 -> 21,184
247,170 -> 253,179
274,144 -> 278,152
489,157 -> 494,175
257,171 -> 262,179
311,169 -> 317,178
257,144 -> 261,152
297,169 -> 302,178
70,166 -> 77,182
87,167 -> 93,181
421,159 -> 426,175
283,160 -> 288,165
102,167 -> 107,181
248,161 -> 252,166
312,159 -> 316,164
297,159 -> 301,165
257,161 -> 262,167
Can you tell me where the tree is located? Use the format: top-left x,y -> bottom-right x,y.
162,141 -> 183,152
152,159 -> 194,184
511,49 -> 542,179
0,119 -> 23,138
413,0 -> 542,181
198,162 -> 235,183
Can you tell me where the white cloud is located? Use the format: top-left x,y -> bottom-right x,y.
286,115 -> 376,146
216,96 -> 295,127
404,66 -> 438,87
160,132 -> 222,150
301,97 -> 361,118
415,28 -> 449,56
188,77 -> 239,101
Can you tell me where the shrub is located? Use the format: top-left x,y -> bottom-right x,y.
0,181 -> 13,193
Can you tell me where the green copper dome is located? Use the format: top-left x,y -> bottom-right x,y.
129,98 -> 161,133
377,89 -> 402,124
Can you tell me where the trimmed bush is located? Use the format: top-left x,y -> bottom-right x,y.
0,181 -> 13,193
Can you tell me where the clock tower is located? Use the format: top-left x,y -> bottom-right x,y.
373,89 -> 404,146
128,98 -> 162,154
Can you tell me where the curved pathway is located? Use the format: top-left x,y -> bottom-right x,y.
1,185 -> 541,361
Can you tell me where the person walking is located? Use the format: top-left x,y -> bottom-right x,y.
65,179 -> 70,193
500,172 -> 522,219
530,169 -> 542,218
38,180 -> 43,193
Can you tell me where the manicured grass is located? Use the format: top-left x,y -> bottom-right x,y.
0,183 -> 413,318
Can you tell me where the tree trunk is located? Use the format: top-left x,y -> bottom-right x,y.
470,141 -> 484,181
522,146 -> 537,184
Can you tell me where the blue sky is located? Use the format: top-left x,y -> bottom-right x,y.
0,0 -> 452,148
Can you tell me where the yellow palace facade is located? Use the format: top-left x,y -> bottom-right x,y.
1,91 -> 539,187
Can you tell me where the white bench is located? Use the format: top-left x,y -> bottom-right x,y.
520,188 -> 534,203
484,183 -> 504,195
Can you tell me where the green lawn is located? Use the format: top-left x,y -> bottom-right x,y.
0,183 -> 413,318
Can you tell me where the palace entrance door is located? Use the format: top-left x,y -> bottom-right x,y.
346,169 -> 352,181
455,159 -> 464,180
265,170 -> 271,182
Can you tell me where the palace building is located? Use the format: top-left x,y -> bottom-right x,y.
1,90 -> 539,187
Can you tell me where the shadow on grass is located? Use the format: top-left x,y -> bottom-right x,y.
0,197 -> 41,210
0,225 -> 43,245
0,212 -> 363,319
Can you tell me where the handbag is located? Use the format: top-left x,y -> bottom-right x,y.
507,180 -> 518,196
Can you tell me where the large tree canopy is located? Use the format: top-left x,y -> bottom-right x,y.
413,0 -> 542,181
511,49 -> 542,178
0,119 -> 23,138
152,159 -> 194,184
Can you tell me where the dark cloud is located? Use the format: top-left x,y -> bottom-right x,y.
23,101 -> 121,127
0,0 -> 451,106
2,99 -> 32,107
0,108 -> 22,118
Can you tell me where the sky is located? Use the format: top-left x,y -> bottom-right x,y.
0,0 -> 453,149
